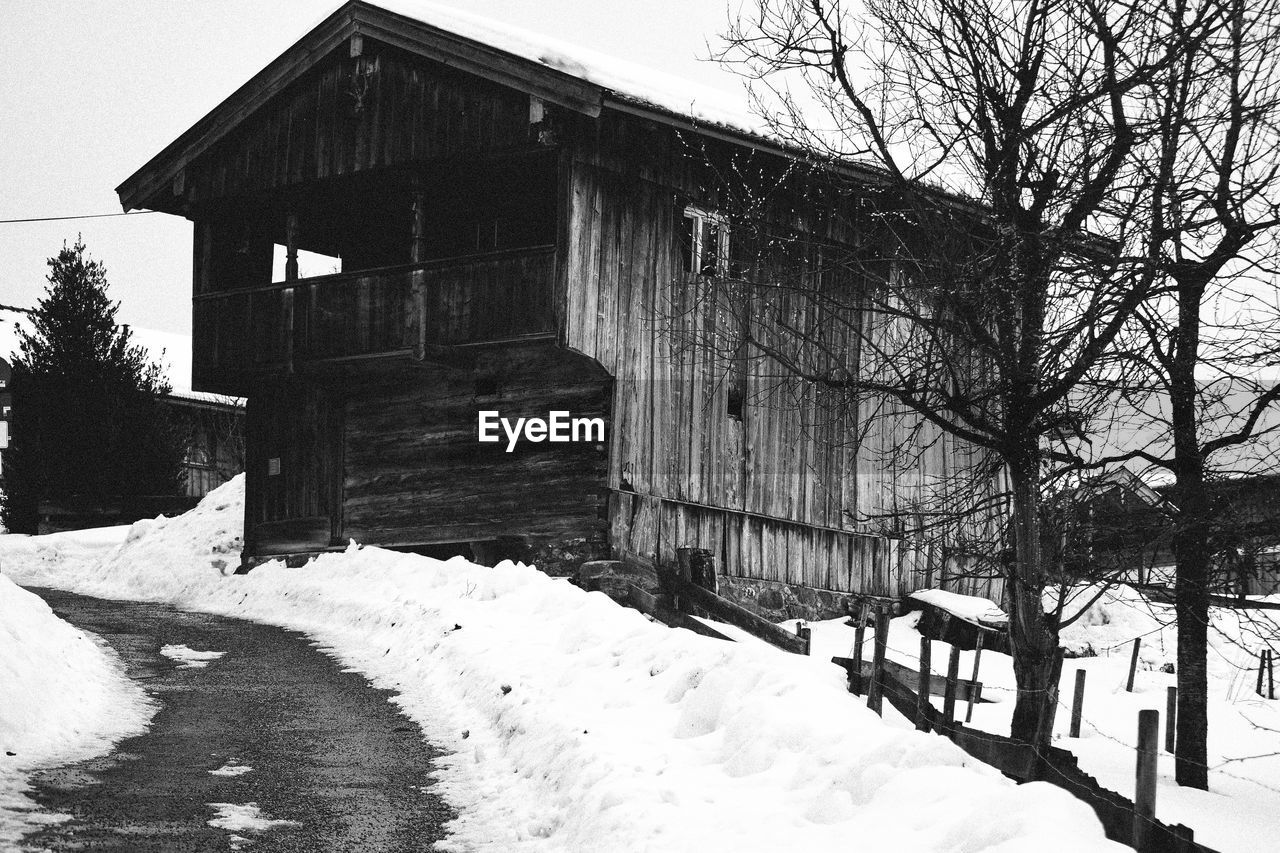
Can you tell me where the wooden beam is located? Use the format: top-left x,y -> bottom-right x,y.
626,584 -> 733,642
831,656 -> 985,703
662,569 -> 808,655
351,5 -> 602,117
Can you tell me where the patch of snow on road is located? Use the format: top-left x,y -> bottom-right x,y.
0,477 -> 1126,852
0,574 -> 154,847
160,644 -> 225,669
209,762 -> 253,777
207,802 -> 299,832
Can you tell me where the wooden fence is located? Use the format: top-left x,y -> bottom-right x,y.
844,649 -> 1213,853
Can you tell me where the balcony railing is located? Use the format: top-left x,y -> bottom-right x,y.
193,246 -> 556,383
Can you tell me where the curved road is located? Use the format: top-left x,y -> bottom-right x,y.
19,588 -> 453,852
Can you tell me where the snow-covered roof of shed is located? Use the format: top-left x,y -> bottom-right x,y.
372,0 -> 763,135
909,589 -> 1008,629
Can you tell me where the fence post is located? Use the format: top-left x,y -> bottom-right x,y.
1070,669 -> 1087,738
866,605 -> 889,716
1259,650 -> 1267,697
795,621 -> 812,656
965,632 -> 985,723
1165,686 -> 1177,753
1269,649 -> 1276,700
1126,638 -> 1143,692
850,600 -> 869,695
1134,709 -> 1159,851
687,548 -> 717,594
916,633 -> 932,731
942,644 -> 961,724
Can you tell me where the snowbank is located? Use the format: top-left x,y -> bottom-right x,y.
0,574 -> 154,846
0,477 -> 1124,852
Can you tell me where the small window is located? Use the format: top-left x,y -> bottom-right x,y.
681,206 -> 729,276
185,425 -> 214,468
726,385 -> 745,421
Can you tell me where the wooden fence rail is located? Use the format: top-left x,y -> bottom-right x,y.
833,662 -> 1212,853
659,567 -> 811,655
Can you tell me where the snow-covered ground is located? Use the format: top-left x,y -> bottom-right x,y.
804,585 -> 1280,853
0,476 -> 1128,852
0,573 -> 154,847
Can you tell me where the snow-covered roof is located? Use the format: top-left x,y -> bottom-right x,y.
0,308 -> 242,408
370,0 -> 761,136
909,588 -> 1008,628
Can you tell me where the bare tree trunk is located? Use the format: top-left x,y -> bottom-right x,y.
1005,453 -> 1060,746
1170,278 -> 1211,789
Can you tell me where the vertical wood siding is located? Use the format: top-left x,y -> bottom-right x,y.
564,120 -> 1005,601
186,46 -> 533,205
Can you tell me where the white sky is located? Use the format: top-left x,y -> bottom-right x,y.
0,0 -> 748,337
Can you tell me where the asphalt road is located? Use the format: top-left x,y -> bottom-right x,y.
18,588 -> 453,852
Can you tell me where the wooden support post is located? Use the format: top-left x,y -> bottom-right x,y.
284,211 -> 300,282
687,549 -> 717,594
916,633 -> 932,731
1165,686 -> 1177,753
410,188 -> 427,264
281,287 -> 295,373
965,632 -> 985,723
1070,669 -> 1087,738
1269,648 -> 1275,700
1126,637 -> 1142,692
850,600 -> 869,695
1259,650 -> 1267,697
675,548 -> 695,615
942,644 -> 961,725
866,605 -> 889,716
410,185 -> 428,360
1134,709 -> 1159,851
794,621 -> 812,656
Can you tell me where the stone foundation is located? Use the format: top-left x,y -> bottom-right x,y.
575,559 -> 660,601
716,575 -> 855,623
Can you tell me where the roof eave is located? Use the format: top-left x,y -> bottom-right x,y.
115,0 -> 606,215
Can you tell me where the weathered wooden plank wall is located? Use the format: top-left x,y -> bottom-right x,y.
563,115 -> 1004,600
186,45 -> 532,205
341,344 -> 610,549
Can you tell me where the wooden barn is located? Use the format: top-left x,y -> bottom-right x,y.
117,0 -> 1003,617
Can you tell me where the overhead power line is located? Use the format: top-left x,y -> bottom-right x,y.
0,210 -> 158,225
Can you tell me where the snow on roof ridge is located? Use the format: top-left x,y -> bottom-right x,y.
367,0 -> 766,136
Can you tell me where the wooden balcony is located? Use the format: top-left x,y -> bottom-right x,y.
193,246 -> 556,388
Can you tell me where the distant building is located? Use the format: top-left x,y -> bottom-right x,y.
0,309 -> 244,528
1074,469 -> 1280,596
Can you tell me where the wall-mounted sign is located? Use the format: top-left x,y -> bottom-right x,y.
267,457 -> 281,476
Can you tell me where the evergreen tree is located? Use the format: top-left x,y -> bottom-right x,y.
0,240 -> 184,532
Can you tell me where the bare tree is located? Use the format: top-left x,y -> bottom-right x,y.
707,0 -> 1224,746
1105,0 -> 1280,789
